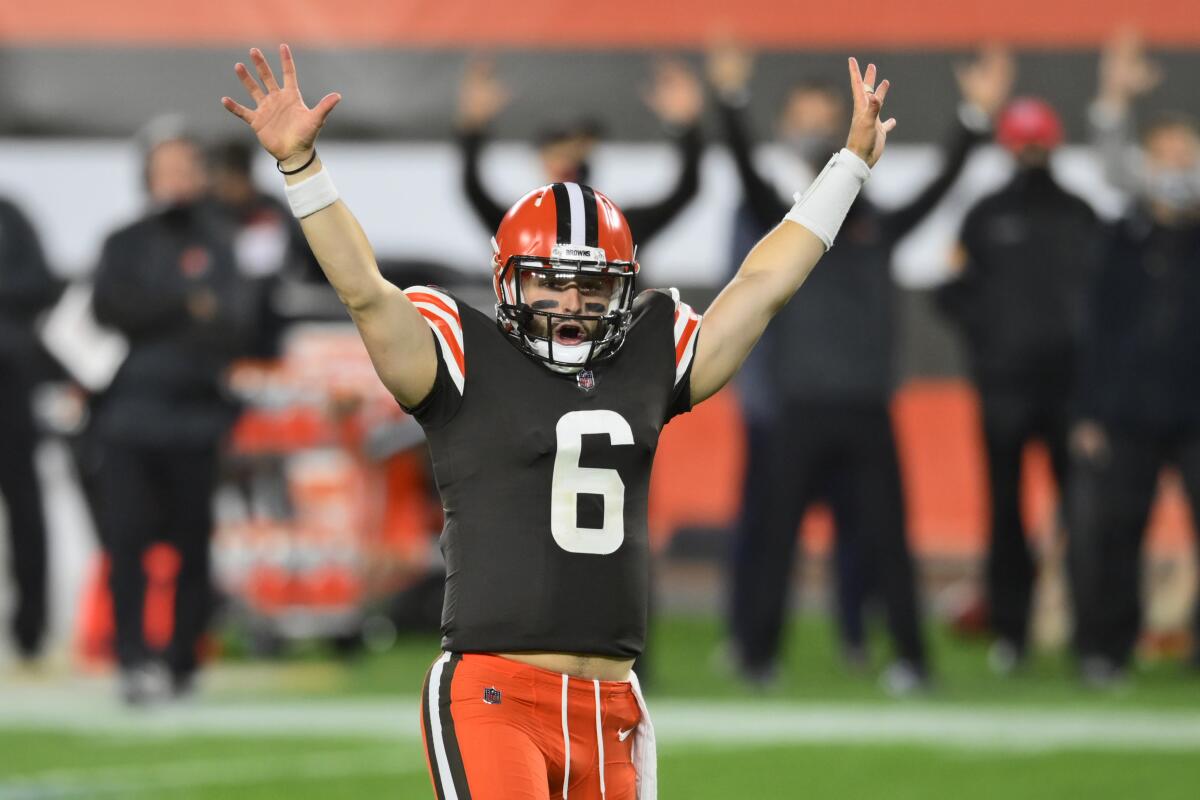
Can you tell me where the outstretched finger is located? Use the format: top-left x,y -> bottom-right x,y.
863,63 -> 877,94
221,96 -> 254,124
313,92 -> 342,126
848,57 -> 864,106
250,47 -> 281,92
881,117 -> 897,134
874,78 -> 891,105
234,63 -> 264,103
866,93 -> 883,120
280,44 -> 299,90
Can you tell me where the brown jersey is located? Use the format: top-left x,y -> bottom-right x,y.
402,284 -> 701,658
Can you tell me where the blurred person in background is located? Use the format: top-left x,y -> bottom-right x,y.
208,139 -> 321,357
935,98 -> 1100,674
0,193 -> 60,664
708,42 -> 1013,692
456,58 -> 704,249
91,123 -> 258,704
1070,31 -> 1200,683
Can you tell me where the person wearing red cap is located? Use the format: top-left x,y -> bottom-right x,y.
936,96 -> 1101,674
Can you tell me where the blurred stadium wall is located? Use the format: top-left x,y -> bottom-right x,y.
1,1 -> 1198,282
1,1 -> 1198,646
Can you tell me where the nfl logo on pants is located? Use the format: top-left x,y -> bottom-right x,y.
483,687 -> 502,705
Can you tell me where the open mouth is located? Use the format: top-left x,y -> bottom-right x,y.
552,322 -> 587,346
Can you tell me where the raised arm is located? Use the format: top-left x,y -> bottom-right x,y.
689,58 -> 894,404
878,47 -> 1010,241
706,42 -> 791,226
456,58 -> 513,233
1088,29 -> 1162,195
621,60 -> 705,244
222,45 -> 436,408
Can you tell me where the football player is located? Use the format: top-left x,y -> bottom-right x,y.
223,45 -> 895,800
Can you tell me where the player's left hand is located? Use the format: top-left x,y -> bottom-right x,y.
844,58 -> 895,168
643,59 -> 704,126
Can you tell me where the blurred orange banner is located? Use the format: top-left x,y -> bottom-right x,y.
3,1 -> 1200,47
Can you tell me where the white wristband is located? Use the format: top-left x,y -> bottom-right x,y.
783,148 -> 871,250
285,167 -> 340,218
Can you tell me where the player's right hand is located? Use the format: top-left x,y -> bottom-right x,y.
221,44 -> 341,170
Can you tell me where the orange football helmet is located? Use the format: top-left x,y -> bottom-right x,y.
492,182 -> 639,372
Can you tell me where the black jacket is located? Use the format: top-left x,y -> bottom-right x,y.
458,125 -> 702,246
0,197 -> 61,374
719,98 -> 987,403
214,191 -> 321,358
91,202 -> 258,447
936,167 -> 1100,390
1076,215 -> 1200,431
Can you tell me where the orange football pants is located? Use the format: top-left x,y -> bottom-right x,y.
421,653 -> 643,799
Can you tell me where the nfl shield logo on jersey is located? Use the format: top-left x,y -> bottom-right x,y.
577,369 -> 596,391
483,687 -> 502,705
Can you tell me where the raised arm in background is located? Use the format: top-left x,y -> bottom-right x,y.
707,43 -> 1010,242
456,57 -> 703,242
621,60 -> 705,244
456,58 -> 512,233
876,46 -> 1012,242
222,45 -> 437,408
706,42 -> 790,225
1088,28 -> 1163,196
690,58 -> 895,404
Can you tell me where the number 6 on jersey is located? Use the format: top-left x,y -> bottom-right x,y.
551,410 -> 634,554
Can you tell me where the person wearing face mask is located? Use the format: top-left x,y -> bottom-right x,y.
1069,31 -> 1200,685
935,98 -> 1101,674
1089,30 -> 1200,219
90,123 -> 259,704
456,58 -> 704,253
707,42 -> 1012,692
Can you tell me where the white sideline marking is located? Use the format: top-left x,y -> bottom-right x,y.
2,685 -> 1200,753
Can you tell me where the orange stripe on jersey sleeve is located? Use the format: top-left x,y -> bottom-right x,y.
406,291 -> 462,326
418,308 -> 466,375
675,316 -> 699,366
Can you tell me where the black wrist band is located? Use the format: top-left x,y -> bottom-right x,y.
277,149 -> 318,175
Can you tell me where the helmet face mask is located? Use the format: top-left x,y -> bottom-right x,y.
492,183 -> 640,374
496,251 -> 637,373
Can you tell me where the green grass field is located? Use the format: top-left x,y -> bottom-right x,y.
3,615 -> 1199,799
